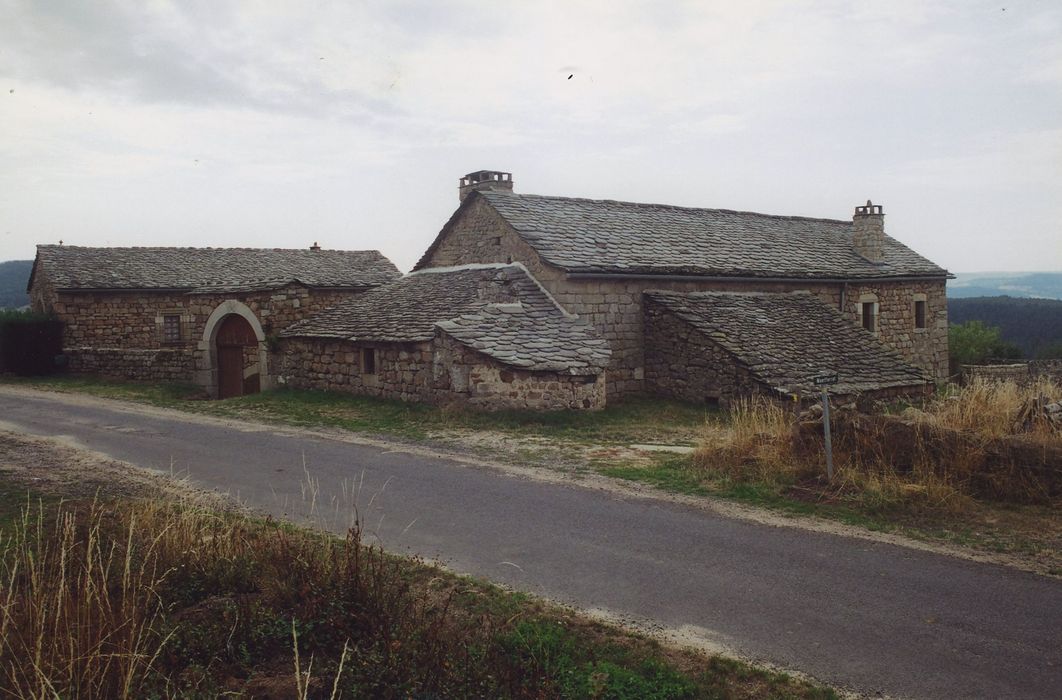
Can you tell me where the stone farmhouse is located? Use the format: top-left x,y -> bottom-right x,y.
411,171 -> 950,405
27,245 -> 400,398
28,170 -> 951,410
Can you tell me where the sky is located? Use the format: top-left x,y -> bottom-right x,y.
1,0 -> 1059,274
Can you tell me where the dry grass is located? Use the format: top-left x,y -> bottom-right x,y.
915,377 -> 1061,439
0,491 -> 835,699
695,380 -> 1062,512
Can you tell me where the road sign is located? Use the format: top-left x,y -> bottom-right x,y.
813,373 -> 838,386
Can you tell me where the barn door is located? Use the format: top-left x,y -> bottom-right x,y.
215,314 -> 259,399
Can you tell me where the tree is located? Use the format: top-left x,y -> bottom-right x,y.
949,321 -> 1023,367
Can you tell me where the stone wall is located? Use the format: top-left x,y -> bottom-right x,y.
643,298 -> 764,405
275,334 -> 606,411
432,333 -> 605,410
65,347 -> 195,383
844,279 -> 948,380
41,284 -> 359,387
962,360 -> 1062,385
275,338 -> 436,402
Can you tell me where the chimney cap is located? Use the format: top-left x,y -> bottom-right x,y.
460,170 -> 512,186
855,200 -> 883,216
310,241 -> 321,251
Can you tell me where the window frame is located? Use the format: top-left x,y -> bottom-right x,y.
158,311 -> 185,345
858,297 -> 879,335
361,347 -> 377,375
913,294 -> 928,331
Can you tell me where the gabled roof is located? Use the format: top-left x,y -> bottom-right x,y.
29,245 -> 400,292
416,191 -> 948,280
282,263 -> 610,375
645,290 -> 929,395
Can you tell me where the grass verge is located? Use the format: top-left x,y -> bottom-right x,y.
0,375 -> 711,446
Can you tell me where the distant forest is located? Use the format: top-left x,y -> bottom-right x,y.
0,260 -> 32,309
948,296 -> 1062,359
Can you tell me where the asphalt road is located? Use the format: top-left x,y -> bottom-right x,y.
1,388 -> 1059,699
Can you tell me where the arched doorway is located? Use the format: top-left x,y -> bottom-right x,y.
215,314 -> 260,399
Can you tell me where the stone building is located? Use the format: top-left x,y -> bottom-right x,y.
28,245 -> 400,397
413,170 -> 952,404
275,263 -> 611,410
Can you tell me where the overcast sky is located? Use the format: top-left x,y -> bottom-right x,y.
1,0 -> 1059,273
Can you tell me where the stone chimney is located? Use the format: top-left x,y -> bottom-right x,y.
459,170 -> 513,202
310,241 -> 321,251
852,200 -> 885,264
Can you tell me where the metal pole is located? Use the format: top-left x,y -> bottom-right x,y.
821,389 -> 834,480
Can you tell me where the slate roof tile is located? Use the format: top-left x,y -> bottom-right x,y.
32,245 -> 400,292
282,264 -> 610,374
645,290 -> 930,395
417,191 -> 948,280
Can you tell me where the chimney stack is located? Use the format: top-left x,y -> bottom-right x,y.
310,241 -> 321,251
459,170 -> 513,202
852,200 -> 885,264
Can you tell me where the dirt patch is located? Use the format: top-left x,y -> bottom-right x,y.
0,428 -> 233,510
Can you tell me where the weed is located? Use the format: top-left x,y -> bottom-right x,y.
0,490 -> 833,698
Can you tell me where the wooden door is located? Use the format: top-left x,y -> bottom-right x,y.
215,314 -> 259,399
217,345 -> 245,399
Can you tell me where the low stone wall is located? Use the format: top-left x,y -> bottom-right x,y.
1031,359 -> 1062,383
65,347 -> 194,383
275,335 -> 606,411
962,360 -> 1062,385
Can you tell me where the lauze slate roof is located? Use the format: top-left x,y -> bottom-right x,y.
645,290 -> 929,395
30,245 -> 400,292
282,264 -> 611,375
417,191 -> 948,280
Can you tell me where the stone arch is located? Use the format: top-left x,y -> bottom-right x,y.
195,300 -> 273,398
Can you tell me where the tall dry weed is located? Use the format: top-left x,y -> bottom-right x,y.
0,498 -> 180,698
694,379 -> 1061,509
698,397 -> 803,482
920,377 -> 1061,440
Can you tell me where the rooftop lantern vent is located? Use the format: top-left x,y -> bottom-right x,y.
852,199 -> 885,264
459,170 -> 514,202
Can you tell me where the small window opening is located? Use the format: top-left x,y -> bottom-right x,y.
490,236 -> 502,245
162,315 -> 181,343
361,347 -> 376,375
914,300 -> 927,329
861,302 -> 876,333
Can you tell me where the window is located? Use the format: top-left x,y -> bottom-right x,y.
914,300 -> 927,329
361,347 -> 376,375
861,302 -> 876,333
162,315 -> 181,343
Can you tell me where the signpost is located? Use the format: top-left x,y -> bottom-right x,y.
813,374 -> 838,479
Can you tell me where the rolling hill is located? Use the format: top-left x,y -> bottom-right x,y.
948,296 -> 1062,358
0,260 -> 32,309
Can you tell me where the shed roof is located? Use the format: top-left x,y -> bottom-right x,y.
416,191 -> 948,280
282,263 -> 610,374
645,290 -> 929,395
30,245 -> 400,292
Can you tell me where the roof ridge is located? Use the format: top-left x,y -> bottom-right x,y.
36,244 -> 385,254
483,191 -> 851,226
646,289 -> 814,298
405,262 -> 516,276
